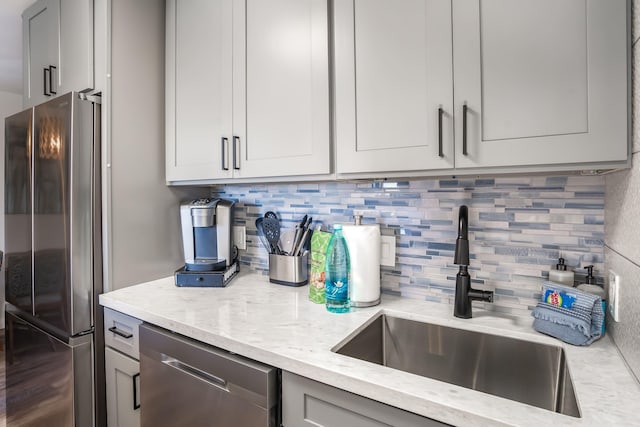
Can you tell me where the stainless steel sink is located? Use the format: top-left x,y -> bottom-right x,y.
333,314 -> 580,417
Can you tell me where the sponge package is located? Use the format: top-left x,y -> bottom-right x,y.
532,282 -> 604,346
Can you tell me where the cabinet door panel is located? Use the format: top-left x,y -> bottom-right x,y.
282,372 -> 447,427
23,0 -> 59,107
233,0 -> 330,178
481,0 -> 587,140
453,0 -> 628,168
59,0 -> 94,94
105,347 -> 140,427
335,0 -> 454,174
166,0 -> 233,181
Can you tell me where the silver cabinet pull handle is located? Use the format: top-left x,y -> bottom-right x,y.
462,104 -> 468,156
108,326 -> 133,339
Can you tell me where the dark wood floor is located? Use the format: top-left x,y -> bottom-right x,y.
1,328 -> 6,427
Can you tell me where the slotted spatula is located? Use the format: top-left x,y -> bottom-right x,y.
262,216 -> 282,255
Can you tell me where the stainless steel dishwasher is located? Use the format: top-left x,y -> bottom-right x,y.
139,324 -> 280,427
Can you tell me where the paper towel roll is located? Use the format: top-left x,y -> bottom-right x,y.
342,224 -> 381,306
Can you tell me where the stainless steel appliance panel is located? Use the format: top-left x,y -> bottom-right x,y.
4,108 -> 33,315
4,92 -> 103,427
139,324 -> 279,427
32,93 -> 94,336
5,309 -> 93,427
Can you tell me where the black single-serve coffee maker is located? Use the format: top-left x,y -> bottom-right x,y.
174,198 -> 239,287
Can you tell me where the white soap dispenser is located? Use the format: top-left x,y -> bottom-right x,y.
549,257 -> 574,286
576,265 -> 606,298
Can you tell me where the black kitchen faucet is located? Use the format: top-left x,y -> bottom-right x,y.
453,205 -> 493,318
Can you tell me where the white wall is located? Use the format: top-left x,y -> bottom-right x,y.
0,90 -> 25,329
604,0 -> 640,381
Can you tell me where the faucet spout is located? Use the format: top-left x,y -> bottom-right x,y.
454,205 -> 469,266
453,205 -> 493,319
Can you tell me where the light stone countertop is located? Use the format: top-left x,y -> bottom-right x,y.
99,272 -> 640,427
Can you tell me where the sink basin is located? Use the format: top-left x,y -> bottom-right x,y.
333,314 -> 580,417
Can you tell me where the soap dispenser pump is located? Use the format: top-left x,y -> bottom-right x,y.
549,257 -> 574,286
584,265 -> 596,284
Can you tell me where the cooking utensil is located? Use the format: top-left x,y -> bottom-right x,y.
255,217 -> 272,253
262,217 -> 282,255
265,211 -> 278,220
279,229 -> 296,254
290,215 -> 308,255
293,217 -> 312,256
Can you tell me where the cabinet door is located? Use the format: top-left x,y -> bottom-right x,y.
231,0 -> 331,179
58,0 -> 94,94
165,0 -> 234,182
334,0 -> 454,174
23,0 -> 59,108
282,372 -> 446,427
453,0 -> 628,168
105,347 -> 140,427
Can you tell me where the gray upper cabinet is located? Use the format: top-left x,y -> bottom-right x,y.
23,0 -> 94,108
23,0 -> 59,107
335,0 -> 629,176
167,0 -> 628,182
334,0 -> 455,174
166,0 -> 331,183
165,0 -> 233,182
454,0 -> 628,169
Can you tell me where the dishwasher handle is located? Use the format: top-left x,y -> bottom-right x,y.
161,354 -> 228,392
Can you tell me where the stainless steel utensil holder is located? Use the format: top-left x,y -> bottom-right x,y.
269,253 -> 308,286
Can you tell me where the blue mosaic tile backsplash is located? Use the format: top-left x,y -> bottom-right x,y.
213,175 -> 605,317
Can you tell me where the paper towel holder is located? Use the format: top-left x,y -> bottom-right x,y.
343,216 -> 381,307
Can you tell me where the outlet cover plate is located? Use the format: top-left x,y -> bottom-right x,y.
608,270 -> 620,322
233,226 -> 246,250
380,235 -> 396,267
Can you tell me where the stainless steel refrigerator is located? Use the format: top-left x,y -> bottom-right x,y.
4,92 -> 103,426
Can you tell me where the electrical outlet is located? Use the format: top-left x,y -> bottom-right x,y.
380,235 -> 396,267
233,226 -> 246,250
608,270 -> 620,322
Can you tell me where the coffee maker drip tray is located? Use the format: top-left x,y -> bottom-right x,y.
174,261 -> 239,287
185,258 -> 227,272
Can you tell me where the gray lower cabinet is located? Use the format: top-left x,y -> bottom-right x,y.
104,308 -> 142,427
282,372 -> 448,427
105,347 -> 141,427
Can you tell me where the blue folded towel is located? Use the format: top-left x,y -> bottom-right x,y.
531,282 -> 604,346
